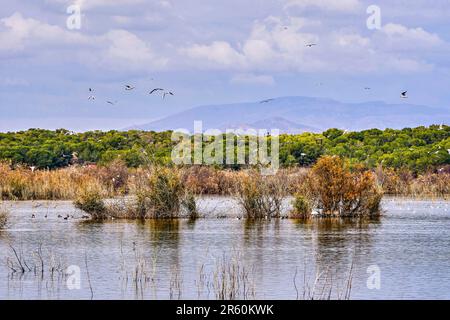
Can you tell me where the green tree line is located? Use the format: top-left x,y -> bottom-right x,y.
0,125 -> 448,173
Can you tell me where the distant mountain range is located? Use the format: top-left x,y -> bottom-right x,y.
128,96 -> 450,133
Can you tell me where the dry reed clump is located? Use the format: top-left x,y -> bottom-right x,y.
181,191 -> 199,219
374,165 -> 450,198
374,166 -> 413,195
296,156 -> 383,218
134,167 -> 189,219
0,207 -> 9,229
104,198 -> 141,219
82,159 -> 129,195
410,172 -> 450,198
73,182 -> 107,220
0,162 -> 115,200
181,166 -> 238,195
235,170 -> 289,219
212,253 -> 256,300
181,166 -> 307,196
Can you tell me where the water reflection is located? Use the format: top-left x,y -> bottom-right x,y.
1,200 -> 450,299
289,217 -> 382,297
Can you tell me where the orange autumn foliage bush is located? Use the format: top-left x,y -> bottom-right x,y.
298,156 -> 383,217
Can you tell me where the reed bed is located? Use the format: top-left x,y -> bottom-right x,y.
76,166 -> 199,220
234,170 -> 290,219
0,161 -> 448,203
0,162 -> 116,200
0,207 -> 8,229
375,166 -> 450,198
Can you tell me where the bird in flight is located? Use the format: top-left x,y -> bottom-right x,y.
125,85 -> 135,91
401,91 -> 408,98
106,100 -> 117,105
364,87 -> 371,90
163,91 -> 174,99
149,88 -> 164,95
260,99 -> 274,104
306,43 -> 317,47
88,88 -> 95,100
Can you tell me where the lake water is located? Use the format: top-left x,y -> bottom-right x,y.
1,197 -> 449,300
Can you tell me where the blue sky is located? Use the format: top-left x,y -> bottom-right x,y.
1,0 -> 449,131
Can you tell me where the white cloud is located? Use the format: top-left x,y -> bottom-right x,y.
183,41 -> 245,69
380,23 -> 443,49
1,6 -> 447,78
0,12 -> 89,53
0,12 -> 167,71
102,29 -> 168,70
284,0 -> 361,12
230,73 -> 275,86
182,16 -> 443,74
45,0 -> 147,10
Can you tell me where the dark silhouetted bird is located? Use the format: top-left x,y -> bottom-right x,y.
163,91 -> 174,99
149,88 -> 164,95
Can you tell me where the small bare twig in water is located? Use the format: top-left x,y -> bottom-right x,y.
85,252 -> 94,300
293,267 -> 299,300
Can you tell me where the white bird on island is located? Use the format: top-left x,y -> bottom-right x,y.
30,166 -> 36,172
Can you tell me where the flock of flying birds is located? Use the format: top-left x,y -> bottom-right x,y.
293,42 -> 410,100
87,84 -> 174,106
261,42 -> 411,102
86,42 -> 410,106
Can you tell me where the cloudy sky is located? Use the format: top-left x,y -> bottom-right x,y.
1,0 -> 449,131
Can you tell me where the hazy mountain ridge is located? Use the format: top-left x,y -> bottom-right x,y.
129,96 -> 450,133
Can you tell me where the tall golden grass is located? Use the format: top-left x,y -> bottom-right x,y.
134,166 -> 186,219
234,170 -> 289,219
0,207 -> 8,229
374,166 -> 450,198
0,161 -> 448,202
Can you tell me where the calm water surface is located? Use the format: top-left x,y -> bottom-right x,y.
0,197 -> 449,300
